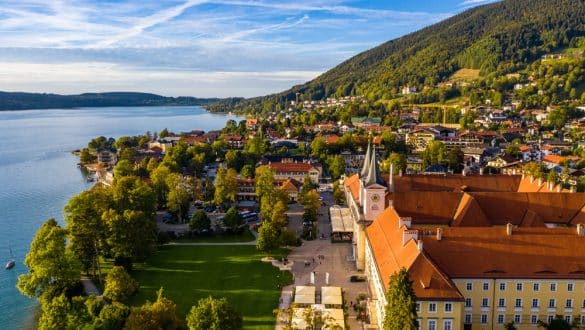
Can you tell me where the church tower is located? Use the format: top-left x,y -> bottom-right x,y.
361,144 -> 387,221
354,141 -> 387,270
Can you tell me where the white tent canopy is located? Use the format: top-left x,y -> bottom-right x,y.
329,206 -> 353,233
322,308 -> 345,329
294,286 -> 316,305
321,286 -> 343,306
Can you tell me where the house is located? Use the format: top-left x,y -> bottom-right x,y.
246,118 -> 258,130
351,117 -> 382,128
97,150 -> 117,169
223,134 -> 245,149
401,86 -> 418,95
406,128 -> 437,152
519,145 -> 542,162
268,162 -> 322,184
487,155 -> 521,168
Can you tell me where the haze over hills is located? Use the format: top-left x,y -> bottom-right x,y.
0,92 -> 238,111
212,0 -> 585,113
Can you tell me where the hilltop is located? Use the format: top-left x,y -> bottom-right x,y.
0,91 -> 237,111
211,0 -> 585,113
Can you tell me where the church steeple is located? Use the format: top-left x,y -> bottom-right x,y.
360,140 -> 372,178
363,145 -> 386,187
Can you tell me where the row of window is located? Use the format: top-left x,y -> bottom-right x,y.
418,319 -> 453,330
417,302 -> 453,313
466,281 -> 573,292
465,297 -> 583,309
464,313 -> 582,325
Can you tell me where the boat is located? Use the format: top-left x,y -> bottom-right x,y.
5,244 -> 15,270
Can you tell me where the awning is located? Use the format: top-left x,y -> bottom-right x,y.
330,206 -> 353,233
321,286 -> 342,306
294,286 -> 316,305
322,308 -> 345,329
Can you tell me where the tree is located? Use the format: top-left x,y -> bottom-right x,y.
159,128 -> 170,139
102,209 -> 157,263
125,288 -> 182,330
421,141 -> 445,169
504,321 -> 518,330
256,222 -> 280,252
223,207 -> 243,232
94,302 -> 130,329
189,210 -> 211,233
332,182 -> 345,205
167,177 -> 192,223
240,164 -> 254,179
328,155 -> 346,180
311,136 -> 327,159
382,153 -> 407,174
80,148 -> 96,164
300,190 -> 320,223
445,147 -> 464,172
150,165 -> 172,206
255,165 -> 275,199
383,268 -> 418,330
547,170 -> 558,185
214,167 -> 238,207
114,159 -> 135,178
186,296 -> 242,330
17,219 -> 81,299
64,187 -> 112,276
103,266 -> 139,302
537,315 -> 572,330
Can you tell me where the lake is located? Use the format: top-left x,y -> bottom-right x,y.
0,106 -> 243,329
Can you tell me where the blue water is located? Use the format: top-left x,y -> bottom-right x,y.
0,106 -> 243,329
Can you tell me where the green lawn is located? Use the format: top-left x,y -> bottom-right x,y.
128,245 -> 292,329
170,229 -> 256,243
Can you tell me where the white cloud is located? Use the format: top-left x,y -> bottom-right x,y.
459,0 -> 499,7
0,61 -> 321,97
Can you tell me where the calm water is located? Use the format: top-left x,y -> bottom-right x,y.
0,106 -> 242,329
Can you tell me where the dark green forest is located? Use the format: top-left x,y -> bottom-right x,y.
212,0 -> 585,113
0,92 -> 225,110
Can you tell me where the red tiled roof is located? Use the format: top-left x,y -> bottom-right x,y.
366,207 -> 463,299
343,174 -> 361,203
269,162 -> 315,173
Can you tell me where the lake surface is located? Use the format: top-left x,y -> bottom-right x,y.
0,106 -> 243,329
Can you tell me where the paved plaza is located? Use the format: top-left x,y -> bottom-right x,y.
277,191 -> 370,329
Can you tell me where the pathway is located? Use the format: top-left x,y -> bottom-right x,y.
80,276 -> 101,297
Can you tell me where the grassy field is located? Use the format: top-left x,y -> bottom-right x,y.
449,68 -> 480,81
128,245 -> 292,329
170,229 -> 256,243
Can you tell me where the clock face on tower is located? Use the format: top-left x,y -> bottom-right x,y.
371,194 -> 380,202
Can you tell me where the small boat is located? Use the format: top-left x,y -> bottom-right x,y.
5,260 -> 15,270
5,244 -> 15,270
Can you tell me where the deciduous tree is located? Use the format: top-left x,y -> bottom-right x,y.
186,296 -> 242,330
103,266 -> 139,302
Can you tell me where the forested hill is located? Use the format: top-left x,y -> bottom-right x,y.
216,0 -> 585,112
0,92 -> 228,110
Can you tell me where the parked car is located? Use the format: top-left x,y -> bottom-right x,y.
350,275 -> 367,282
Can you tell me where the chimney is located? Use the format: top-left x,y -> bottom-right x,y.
548,181 -> 554,191
417,240 -> 424,251
570,185 -> 576,193
577,224 -> 585,237
530,176 -> 535,183
479,167 -> 484,175
399,169 -> 403,177
538,178 -> 543,186
389,163 -> 394,193
436,228 -> 443,241
402,230 -> 419,246
506,223 -> 513,236
522,172 -> 525,179
556,185 -> 562,192
399,217 -> 412,229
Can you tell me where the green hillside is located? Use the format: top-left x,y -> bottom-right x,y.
213,0 -> 585,113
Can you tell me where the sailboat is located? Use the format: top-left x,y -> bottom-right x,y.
5,244 -> 15,270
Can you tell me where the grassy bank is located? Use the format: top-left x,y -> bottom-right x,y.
128,245 -> 291,329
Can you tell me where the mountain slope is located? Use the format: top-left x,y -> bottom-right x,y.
0,91 -> 229,111
220,0 -> 585,112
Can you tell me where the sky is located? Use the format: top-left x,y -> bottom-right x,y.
0,0 -> 499,98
